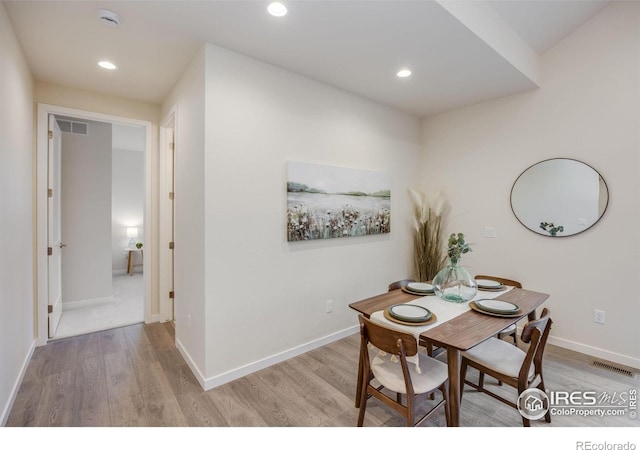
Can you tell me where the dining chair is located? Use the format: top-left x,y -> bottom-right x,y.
475,275 -> 522,344
387,279 -> 416,291
459,308 -> 553,426
357,315 -> 450,427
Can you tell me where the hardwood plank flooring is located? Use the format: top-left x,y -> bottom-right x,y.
5,322 -> 639,427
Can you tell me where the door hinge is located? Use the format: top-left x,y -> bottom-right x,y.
48,305 -> 53,314
169,242 -> 174,250
169,142 -> 174,151
48,188 -> 53,198
169,192 -> 174,200
48,130 -> 53,139
169,291 -> 174,299
48,247 -> 53,256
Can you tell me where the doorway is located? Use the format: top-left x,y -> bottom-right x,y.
36,104 -> 153,345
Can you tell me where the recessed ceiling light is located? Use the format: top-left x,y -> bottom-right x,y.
98,61 -> 117,70
397,68 -> 412,78
268,2 -> 287,17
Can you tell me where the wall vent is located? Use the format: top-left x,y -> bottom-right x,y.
56,119 -> 89,136
591,360 -> 635,378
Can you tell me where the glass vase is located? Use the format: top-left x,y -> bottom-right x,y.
433,261 -> 477,303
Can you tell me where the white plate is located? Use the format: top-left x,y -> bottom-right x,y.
476,279 -> 503,289
406,282 -> 434,292
388,304 -> 432,322
475,299 -> 519,313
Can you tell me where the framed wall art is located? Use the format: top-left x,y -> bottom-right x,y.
287,161 -> 390,241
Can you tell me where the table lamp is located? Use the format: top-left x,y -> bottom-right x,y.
126,227 -> 138,249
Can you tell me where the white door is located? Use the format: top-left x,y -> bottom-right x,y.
48,115 -> 63,337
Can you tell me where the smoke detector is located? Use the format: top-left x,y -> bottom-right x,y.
97,9 -> 121,28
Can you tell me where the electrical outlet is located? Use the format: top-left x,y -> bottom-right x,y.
594,309 -> 605,324
326,300 -> 333,313
484,226 -> 496,238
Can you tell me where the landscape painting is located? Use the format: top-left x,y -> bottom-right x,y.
287,161 -> 390,241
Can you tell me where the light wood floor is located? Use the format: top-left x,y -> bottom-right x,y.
6,322 -> 639,427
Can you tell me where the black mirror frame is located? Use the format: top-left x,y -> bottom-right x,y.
510,158 -> 609,238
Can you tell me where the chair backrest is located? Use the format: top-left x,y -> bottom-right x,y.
388,279 -> 416,291
475,274 -> 522,289
519,308 -> 552,379
358,315 -> 418,357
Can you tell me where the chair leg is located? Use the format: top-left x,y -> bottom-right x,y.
441,380 -> 450,427
460,359 -> 468,400
426,342 -> 434,356
406,394 -> 414,427
355,347 -> 364,408
478,371 -> 485,389
538,378 -> 551,423
358,379 -> 368,427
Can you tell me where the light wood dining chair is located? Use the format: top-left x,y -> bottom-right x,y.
460,308 -> 553,426
475,275 -> 522,344
357,315 -> 450,427
388,279 -> 416,291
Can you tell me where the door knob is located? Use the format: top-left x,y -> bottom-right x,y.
59,243 -> 67,248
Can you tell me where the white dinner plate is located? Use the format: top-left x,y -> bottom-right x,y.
476,279 -> 503,289
475,299 -> 519,314
406,282 -> 434,293
388,304 -> 432,322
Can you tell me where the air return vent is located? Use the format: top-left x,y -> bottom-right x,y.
56,119 -> 89,136
592,360 -> 635,378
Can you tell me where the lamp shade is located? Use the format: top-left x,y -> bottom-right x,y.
126,227 -> 138,238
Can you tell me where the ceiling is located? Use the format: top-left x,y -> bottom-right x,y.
3,0 -> 611,118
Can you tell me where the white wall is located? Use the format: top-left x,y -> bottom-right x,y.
0,2 -> 34,425
201,44 -> 421,387
419,1 -> 640,368
112,148 -> 144,273
61,119 -> 113,303
161,47 -> 207,377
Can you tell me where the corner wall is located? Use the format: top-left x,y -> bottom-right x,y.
201,44 -> 421,386
161,47 -> 207,380
419,2 -> 640,368
0,2 -> 35,425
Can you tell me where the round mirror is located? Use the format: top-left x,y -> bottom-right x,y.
510,158 -> 608,237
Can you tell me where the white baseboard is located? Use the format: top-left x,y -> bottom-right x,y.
548,335 -> 640,370
62,296 -> 113,310
176,338 -> 207,390
1,339 -> 36,426
198,325 -> 360,391
148,314 -> 160,323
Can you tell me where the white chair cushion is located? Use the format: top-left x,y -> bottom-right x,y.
499,324 -> 517,335
462,337 -> 534,380
371,352 -> 448,395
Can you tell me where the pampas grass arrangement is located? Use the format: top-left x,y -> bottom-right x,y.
409,188 -> 448,282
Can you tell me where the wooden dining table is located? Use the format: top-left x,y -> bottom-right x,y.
348,287 -> 549,427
